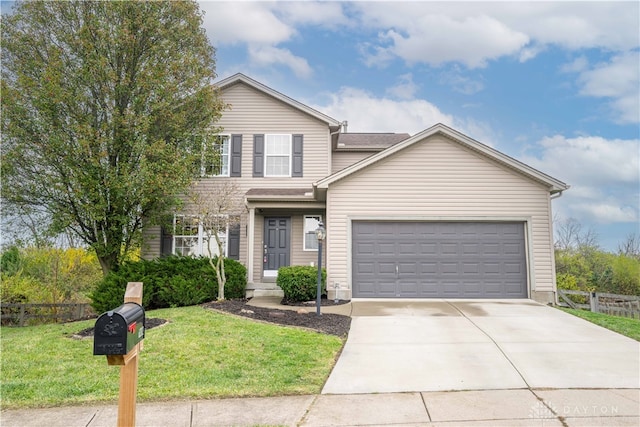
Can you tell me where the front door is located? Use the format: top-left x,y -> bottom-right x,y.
263,217 -> 290,275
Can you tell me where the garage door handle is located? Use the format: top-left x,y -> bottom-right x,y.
395,265 -> 399,277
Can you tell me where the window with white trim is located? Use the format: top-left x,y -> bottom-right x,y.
265,134 -> 291,177
173,215 -> 228,257
202,135 -> 229,177
303,215 -> 322,251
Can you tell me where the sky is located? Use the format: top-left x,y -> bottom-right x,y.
2,1 -> 638,252
198,0 -> 640,252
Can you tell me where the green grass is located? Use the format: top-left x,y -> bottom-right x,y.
1,306 -> 344,409
559,307 -> 640,341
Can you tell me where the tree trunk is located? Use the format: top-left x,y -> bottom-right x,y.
97,252 -> 118,276
213,232 -> 226,300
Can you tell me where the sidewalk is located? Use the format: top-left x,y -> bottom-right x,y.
2,388 -> 639,426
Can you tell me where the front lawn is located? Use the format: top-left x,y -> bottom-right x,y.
559,307 -> 640,341
1,305 -> 344,409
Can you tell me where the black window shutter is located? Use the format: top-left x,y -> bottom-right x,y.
230,134 -> 242,177
292,134 -> 303,177
227,224 -> 240,260
160,227 -> 173,257
253,134 -> 264,177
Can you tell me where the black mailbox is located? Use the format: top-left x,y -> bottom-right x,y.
93,302 -> 145,356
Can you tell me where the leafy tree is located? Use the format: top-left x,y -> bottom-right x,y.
1,1 -> 225,275
554,218 -> 640,296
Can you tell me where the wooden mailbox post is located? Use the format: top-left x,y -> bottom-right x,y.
94,282 -> 144,427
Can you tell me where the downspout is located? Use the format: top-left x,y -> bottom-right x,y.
329,121 -> 348,175
549,189 -> 564,305
329,121 -> 347,137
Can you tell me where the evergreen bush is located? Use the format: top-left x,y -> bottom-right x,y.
90,256 -> 246,312
277,265 -> 326,302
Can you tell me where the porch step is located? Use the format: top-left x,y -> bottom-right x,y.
246,282 -> 284,299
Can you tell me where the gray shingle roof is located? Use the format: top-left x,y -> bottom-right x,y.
335,133 -> 411,151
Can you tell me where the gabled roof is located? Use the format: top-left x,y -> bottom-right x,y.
336,133 -> 411,151
316,123 -> 569,194
215,73 -> 341,128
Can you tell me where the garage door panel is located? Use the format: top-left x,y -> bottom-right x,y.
441,262 -> 460,275
352,221 -> 527,298
419,242 -> 437,254
378,243 -> 396,255
462,262 -> 480,274
440,243 -> 458,255
376,281 -> 396,297
378,262 -> 397,276
420,262 -> 438,274
398,280 -> 419,296
398,243 -> 417,255
356,261 -> 375,275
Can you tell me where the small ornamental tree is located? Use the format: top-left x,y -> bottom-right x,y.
187,181 -> 244,300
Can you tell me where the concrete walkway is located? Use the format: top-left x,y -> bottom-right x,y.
3,388 -> 639,426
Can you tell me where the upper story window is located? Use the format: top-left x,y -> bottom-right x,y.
202,135 -> 230,177
265,134 -> 291,177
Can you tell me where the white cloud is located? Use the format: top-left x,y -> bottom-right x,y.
311,87 -> 454,134
386,73 -> 419,100
365,14 -> 529,68
200,2 -> 293,45
310,86 -> 499,147
523,135 -> 640,224
577,51 -> 640,124
247,45 -> 312,79
560,56 -> 589,74
199,1 -> 348,79
439,67 -> 484,95
576,202 -> 638,224
278,1 -> 347,28
352,2 -> 639,67
519,44 -> 546,63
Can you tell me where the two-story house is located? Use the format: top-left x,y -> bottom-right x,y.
142,73 -> 569,304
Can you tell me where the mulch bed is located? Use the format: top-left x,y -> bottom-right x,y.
73,299 -> 352,338
204,298 -> 351,337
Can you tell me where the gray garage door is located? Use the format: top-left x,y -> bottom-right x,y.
352,221 -> 527,298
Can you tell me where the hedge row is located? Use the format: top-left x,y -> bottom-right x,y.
90,256 -> 246,313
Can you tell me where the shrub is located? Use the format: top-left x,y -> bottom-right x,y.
223,258 -> 248,299
277,265 -> 326,302
90,256 -> 247,312
556,272 -> 588,304
0,246 -> 101,305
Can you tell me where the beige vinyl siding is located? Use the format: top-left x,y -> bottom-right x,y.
331,151 -> 376,173
141,225 -> 161,260
217,83 -> 331,182
326,134 -> 556,299
142,82 -> 332,271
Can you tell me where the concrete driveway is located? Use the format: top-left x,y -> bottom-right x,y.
322,300 -> 640,394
